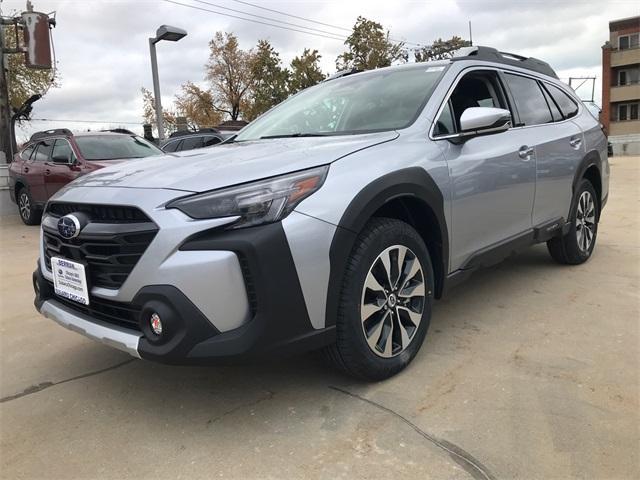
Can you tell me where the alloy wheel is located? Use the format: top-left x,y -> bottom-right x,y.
576,191 -> 596,252
360,245 -> 426,358
19,192 -> 30,221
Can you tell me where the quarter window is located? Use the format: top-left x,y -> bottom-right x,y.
541,86 -> 563,122
545,84 -> 579,119
20,145 -> 35,160
504,74 -> 552,126
434,101 -> 456,136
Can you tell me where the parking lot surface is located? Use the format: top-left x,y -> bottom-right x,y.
1,157 -> 638,480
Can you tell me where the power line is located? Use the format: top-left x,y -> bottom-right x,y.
162,0 -> 346,42
228,0 -> 426,47
230,0 -> 352,33
191,0 -> 349,39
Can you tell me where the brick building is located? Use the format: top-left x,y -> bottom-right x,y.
601,16 -> 640,155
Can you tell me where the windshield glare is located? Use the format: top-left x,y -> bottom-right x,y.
75,135 -> 163,160
235,65 -> 447,141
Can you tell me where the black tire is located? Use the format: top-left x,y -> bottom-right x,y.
547,179 -> 599,265
323,217 -> 434,380
17,188 -> 42,226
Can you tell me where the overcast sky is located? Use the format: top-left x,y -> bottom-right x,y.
3,0 -> 638,142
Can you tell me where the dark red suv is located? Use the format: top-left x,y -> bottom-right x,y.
9,129 -> 164,224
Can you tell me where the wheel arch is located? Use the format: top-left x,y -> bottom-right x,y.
326,167 -> 448,327
573,150 -> 603,219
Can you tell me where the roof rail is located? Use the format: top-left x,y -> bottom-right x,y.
323,68 -> 362,82
451,46 -> 558,79
168,127 -> 221,138
29,128 -> 73,142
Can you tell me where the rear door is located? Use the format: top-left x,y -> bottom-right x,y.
503,73 -> 583,226
45,139 -> 80,197
25,140 -> 52,203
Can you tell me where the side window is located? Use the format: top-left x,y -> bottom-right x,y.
20,145 -> 35,160
545,84 -> 579,119
540,86 -> 563,122
434,101 -> 456,136
504,74 -> 553,126
52,139 -> 74,162
445,70 -> 510,131
32,140 -> 54,162
203,135 -> 222,147
163,140 -> 180,152
180,136 -> 204,151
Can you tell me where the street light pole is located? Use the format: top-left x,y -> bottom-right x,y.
148,37 -> 165,142
147,25 -> 187,143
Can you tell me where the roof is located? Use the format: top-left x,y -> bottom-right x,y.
609,15 -> 640,32
28,128 -> 134,143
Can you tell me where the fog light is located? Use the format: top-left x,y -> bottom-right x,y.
150,313 -> 163,335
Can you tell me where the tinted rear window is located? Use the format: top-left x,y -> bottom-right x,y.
504,74 -> 552,126
546,84 -> 579,119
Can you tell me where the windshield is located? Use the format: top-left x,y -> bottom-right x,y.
75,135 -> 163,160
235,64 -> 447,141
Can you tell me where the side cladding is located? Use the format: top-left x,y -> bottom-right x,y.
292,132 -> 452,328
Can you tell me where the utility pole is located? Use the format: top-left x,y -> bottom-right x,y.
0,15 -> 11,163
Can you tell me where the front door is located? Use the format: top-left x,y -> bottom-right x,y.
24,140 -> 52,204
434,70 -> 536,271
45,139 -> 80,198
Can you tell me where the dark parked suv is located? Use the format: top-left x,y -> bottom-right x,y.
160,128 -> 229,153
9,129 -> 163,224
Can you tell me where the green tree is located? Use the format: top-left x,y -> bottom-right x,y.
205,32 -> 253,121
4,25 -> 60,110
174,82 -> 222,129
414,36 -> 471,62
336,16 -> 407,71
289,48 -> 325,94
245,39 -> 290,121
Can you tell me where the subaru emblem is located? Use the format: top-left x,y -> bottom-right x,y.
57,214 -> 81,239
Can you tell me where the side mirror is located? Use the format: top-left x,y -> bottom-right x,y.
51,154 -> 71,164
459,107 -> 511,136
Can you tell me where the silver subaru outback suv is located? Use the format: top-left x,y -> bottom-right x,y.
34,47 -> 609,380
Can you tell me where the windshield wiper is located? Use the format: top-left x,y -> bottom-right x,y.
259,133 -> 329,139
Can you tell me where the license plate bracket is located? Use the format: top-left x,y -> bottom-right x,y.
51,257 -> 90,305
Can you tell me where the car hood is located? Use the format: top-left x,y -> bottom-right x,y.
69,132 -> 399,193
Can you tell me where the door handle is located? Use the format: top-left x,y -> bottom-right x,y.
23,166 -> 29,173
569,137 -> 582,148
518,146 -> 534,160
45,169 -> 51,175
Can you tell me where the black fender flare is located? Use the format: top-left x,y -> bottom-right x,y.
572,150 -> 601,194
325,167 -> 448,326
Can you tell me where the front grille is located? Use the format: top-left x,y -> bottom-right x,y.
47,202 -> 151,223
43,204 -> 158,289
47,281 -> 141,331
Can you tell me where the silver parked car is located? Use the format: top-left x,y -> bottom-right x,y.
34,46 -> 608,380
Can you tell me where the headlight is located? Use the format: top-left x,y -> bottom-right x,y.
167,165 -> 329,228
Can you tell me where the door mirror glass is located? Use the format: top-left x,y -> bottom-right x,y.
459,107 -> 511,134
51,154 -> 71,164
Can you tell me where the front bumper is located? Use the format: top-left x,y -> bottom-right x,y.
34,221 -> 335,364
